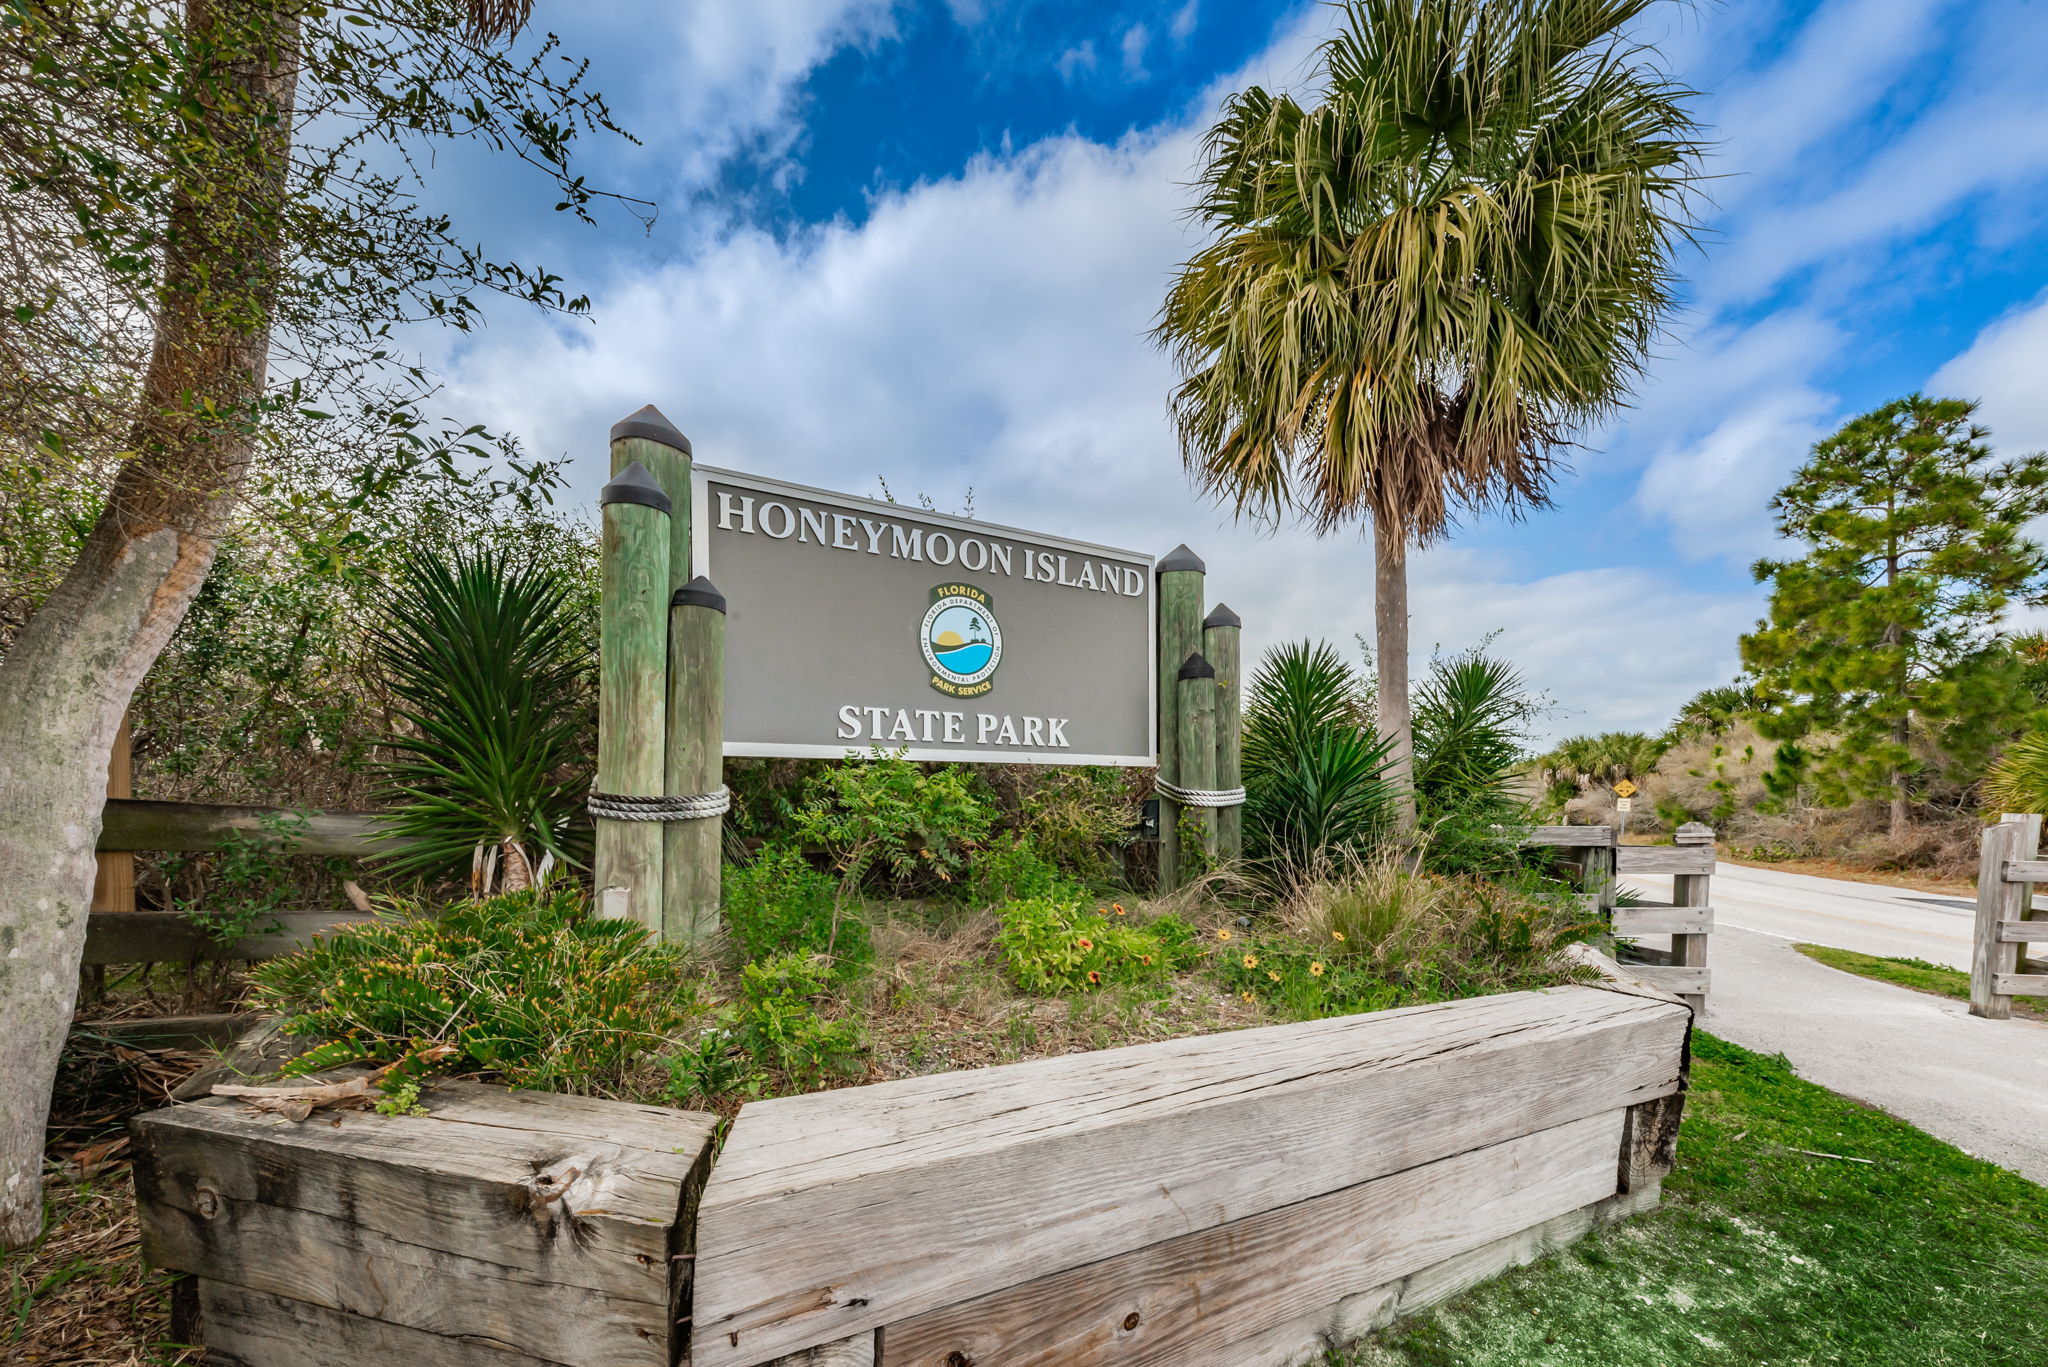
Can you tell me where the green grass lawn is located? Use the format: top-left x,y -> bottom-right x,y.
1333,1032 -> 2048,1367
1793,942 -> 2048,1021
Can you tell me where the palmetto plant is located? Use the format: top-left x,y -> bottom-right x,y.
1536,729 -> 1667,800
1242,640 -> 1399,879
374,548 -> 593,895
1984,732 -> 2048,816
1410,646 -> 1544,873
1155,0 -> 1701,828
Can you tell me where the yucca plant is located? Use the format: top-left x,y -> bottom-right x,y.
1242,640 -> 1398,880
374,548 -> 593,894
1411,647 -> 1543,875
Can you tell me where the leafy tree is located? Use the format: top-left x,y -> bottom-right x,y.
1741,396 -> 2048,839
1153,0 -> 1700,828
1536,730 -> 1666,803
0,0 -> 632,1245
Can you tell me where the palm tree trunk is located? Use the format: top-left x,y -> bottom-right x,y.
1374,517 -> 1417,833
0,0 -> 298,1248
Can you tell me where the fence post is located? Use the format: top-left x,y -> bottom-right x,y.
665,577 -> 726,945
1154,546 -> 1204,891
1202,604 -> 1242,866
1176,653 -> 1218,873
595,461 -> 672,931
1972,814 -> 2039,1020
1672,822 -> 1715,1016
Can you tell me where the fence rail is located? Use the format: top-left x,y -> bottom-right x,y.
1525,822 -> 1716,1014
1972,814 -> 2048,1017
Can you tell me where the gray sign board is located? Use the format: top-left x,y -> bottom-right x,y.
689,465 -> 1156,765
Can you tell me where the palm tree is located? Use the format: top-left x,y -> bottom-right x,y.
1154,0 -> 1700,828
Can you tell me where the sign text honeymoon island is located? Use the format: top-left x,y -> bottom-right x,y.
692,466 -> 1155,766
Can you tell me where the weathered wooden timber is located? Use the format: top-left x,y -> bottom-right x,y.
95,798 -> 387,856
1202,603 -> 1243,865
689,982 -> 1690,1367
596,460 -> 673,932
1175,651 -> 1218,864
1613,843 -> 1715,875
132,1080 -> 719,1367
1153,545 -> 1204,891
1973,815 -> 2040,1018
84,909 -> 370,964
665,577 -> 725,944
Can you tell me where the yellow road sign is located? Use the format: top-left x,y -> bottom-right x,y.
1612,779 -> 1638,798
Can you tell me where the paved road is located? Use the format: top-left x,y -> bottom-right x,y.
1630,862 -> 2048,1185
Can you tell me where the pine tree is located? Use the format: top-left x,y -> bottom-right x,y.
1741,396 -> 2048,838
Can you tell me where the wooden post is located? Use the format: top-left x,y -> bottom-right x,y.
1176,653 -> 1218,873
1972,814 -> 2038,1020
1155,546 -> 1204,892
596,461 -> 672,932
1202,604 -> 1242,866
1671,822 -> 1714,1016
90,712 -> 136,913
665,577 -> 725,944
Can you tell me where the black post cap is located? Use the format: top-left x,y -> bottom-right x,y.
610,404 -> 692,455
1178,651 -> 1216,680
1157,544 -> 1206,574
672,575 -> 726,613
599,460 -> 672,515
1202,603 -> 1241,630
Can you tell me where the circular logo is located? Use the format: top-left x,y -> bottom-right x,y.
921,589 -> 1002,693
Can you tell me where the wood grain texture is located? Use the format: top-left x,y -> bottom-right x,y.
664,598 -> 724,944
1613,845 -> 1715,875
1197,1183 -> 1660,1367
196,1281 -> 572,1367
133,1086 -> 717,1367
1974,820 -> 2034,1018
2000,857 -> 2048,882
1202,615 -> 1242,864
882,1111 -> 1623,1367
1618,1091 -> 1686,1194
1614,964 -> 1709,996
84,908 -> 377,964
1670,866 -> 1712,1014
1519,826 -> 1615,848
1996,920 -> 2048,942
1610,905 -> 1714,936
1176,668 -> 1217,860
95,797 -> 388,856
690,986 -> 1688,1367
1154,565 -> 1203,890
762,1336 -> 876,1367
1991,973 -> 2048,997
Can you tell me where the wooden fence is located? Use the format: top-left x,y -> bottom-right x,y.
1971,813 -> 2048,1018
1523,822 -> 1715,1014
133,961 -> 1691,1367
85,797 -> 386,966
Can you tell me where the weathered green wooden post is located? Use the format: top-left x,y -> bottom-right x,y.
595,461 -> 671,930
665,577 -> 726,943
1176,652 -> 1218,873
1203,604 -> 1242,865
1155,545 -> 1205,891
611,405 -> 693,586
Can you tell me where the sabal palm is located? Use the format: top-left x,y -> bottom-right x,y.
1155,0 -> 1700,826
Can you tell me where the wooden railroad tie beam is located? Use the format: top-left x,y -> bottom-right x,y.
1613,845 -> 1715,876
96,799 -> 389,857
1990,973 -> 2048,997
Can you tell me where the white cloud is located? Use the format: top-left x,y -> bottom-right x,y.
1930,294 -> 2048,455
1121,23 -> 1151,81
1055,41 -> 1097,83
1170,1 -> 1200,45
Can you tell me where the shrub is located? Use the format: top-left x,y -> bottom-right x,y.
794,750 -> 996,892
734,953 -> 867,1088
250,888 -> 691,1092
722,845 -> 869,970
1241,641 -> 1397,879
1004,766 -> 1136,886
1411,646 -> 1547,878
966,832 -> 1081,906
995,895 -> 1194,994
170,809 -> 306,944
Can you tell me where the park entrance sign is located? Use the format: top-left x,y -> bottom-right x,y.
592,405 -> 1239,946
691,466 -> 1155,766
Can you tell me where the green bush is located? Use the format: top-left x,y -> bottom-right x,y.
250,888 -> 691,1092
794,750 -> 997,892
733,953 -> 866,1088
1411,646 -> 1547,878
1004,766 -> 1135,885
722,844 -> 869,970
966,832 -> 1081,906
995,895 -> 1194,994
1242,641 -> 1398,879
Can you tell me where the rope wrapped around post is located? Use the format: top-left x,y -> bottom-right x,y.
588,788 -> 732,822
1152,778 -> 1245,809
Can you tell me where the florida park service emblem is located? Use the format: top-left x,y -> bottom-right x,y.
921,583 -> 1001,697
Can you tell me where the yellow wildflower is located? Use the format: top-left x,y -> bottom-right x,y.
1309,962 -> 1326,977
1267,970 -> 1280,982
1215,928 -> 1233,942
1332,931 -> 1346,942
1239,991 -> 1255,1003
1242,954 -> 1259,969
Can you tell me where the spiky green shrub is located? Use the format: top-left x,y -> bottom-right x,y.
1985,731 -> 2048,815
1241,640 -> 1397,879
373,547 -> 592,893
250,888 -> 691,1092
1411,647 -> 1545,875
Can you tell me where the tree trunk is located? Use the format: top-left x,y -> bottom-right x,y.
1890,714 -> 1910,843
0,0 -> 299,1248
1374,517 -> 1416,833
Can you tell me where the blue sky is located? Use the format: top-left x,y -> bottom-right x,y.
430,0 -> 2048,743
